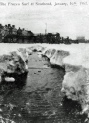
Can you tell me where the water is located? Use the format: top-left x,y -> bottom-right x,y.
0,52 -> 86,123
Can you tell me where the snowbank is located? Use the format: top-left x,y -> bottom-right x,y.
41,43 -> 89,116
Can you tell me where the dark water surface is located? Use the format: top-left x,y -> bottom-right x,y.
0,52 -> 86,123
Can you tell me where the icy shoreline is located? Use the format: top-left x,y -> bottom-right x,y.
0,43 -> 89,116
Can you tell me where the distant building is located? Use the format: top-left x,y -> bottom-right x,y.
76,36 -> 85,43
22,28 -> 28,36
12,25 -> 17,35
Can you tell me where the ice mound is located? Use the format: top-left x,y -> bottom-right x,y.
61,67 -> 86,100
50,50 -> 69,66
42,48 -> 56,59
62,65 -> 89,115
0,48 -> 29,83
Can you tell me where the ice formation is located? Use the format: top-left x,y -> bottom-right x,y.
41,43 -> 89,116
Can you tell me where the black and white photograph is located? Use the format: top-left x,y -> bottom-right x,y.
0,0 -> 88,122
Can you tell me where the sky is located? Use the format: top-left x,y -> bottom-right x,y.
0,0 -> 89,39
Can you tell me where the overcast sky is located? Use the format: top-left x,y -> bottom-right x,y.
0,0 -> 89,39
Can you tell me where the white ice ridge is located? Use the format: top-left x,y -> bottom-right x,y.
41,43 -> 89,116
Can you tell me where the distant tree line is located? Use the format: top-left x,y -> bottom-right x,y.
0,23 -> 86,44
